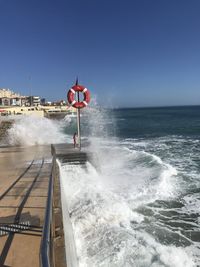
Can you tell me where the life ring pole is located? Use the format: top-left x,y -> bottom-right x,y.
77,89 -> 81,150
67,79 -> 90,150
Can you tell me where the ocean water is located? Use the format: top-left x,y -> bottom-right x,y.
60,106 -> 200,267
2,106 -> 200,266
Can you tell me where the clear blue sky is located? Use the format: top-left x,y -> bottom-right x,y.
0,0 -> 200,107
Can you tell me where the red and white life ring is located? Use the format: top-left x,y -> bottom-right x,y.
67,85 -> 90,108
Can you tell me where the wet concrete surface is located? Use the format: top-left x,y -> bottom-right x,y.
0,144 -> 52,267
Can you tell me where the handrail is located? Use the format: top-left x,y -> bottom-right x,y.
40,153 -> 78,267
40,158 -> 54,267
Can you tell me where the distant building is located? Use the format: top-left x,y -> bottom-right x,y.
0,88 -> 41,107
0,88 -> 23,106
32,96 -> 40,106
41,98 -> 46,105
27,96 -> 41,106
52,100 -> 66,106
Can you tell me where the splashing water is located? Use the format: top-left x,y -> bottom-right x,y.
59,106 -> 200,266
6,115 -> 70,146
59,152 -> 195,267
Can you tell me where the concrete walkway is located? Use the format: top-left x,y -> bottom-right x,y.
0,145 -> 52,267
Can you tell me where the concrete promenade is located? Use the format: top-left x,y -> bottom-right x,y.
0,145 -> 52,267
0,143 -> 87,267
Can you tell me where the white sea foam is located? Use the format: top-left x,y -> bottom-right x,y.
59,127 -> 194,267
58,106 -> 199,266
59,156 -> 195,267
6,115 -> 70,146
182,194 -> 200,214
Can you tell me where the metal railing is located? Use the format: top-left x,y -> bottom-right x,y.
40,157 -> 55,267
40,153 -> 79,267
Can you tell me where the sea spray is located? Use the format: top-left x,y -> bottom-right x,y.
82,98 -> 115,137
59,156 -> 194,267
81,99 -> 116,171
6,115 -> 70,146
58,105 -> 198,266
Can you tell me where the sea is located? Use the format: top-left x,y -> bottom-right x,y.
3,105 -> 200,267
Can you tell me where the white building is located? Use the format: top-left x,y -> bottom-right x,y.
0,88 -> 40,107
0,88 -> 25,106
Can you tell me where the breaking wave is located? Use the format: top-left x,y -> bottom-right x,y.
6,115 -> 70,146
59,106 -> 199,266
59,143 -> 196,267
